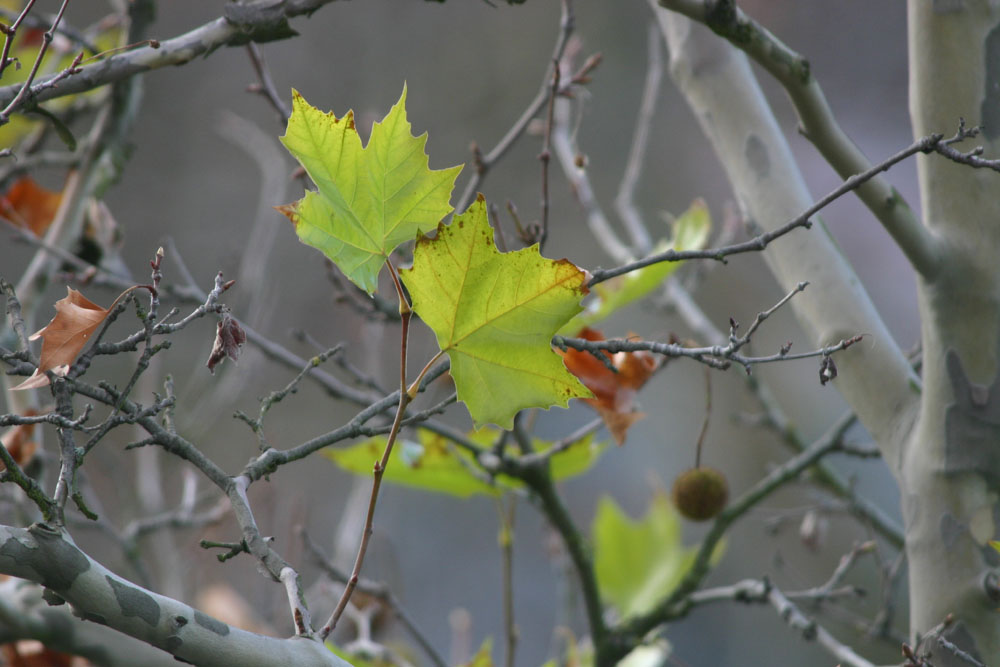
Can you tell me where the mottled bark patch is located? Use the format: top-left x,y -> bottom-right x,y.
0,528 -> 90,592
195,610 -> 230,636
106,576 -> 160,627
744,134 -> 770,180
982,22 -> 1000,141
943,349 -> 1000,490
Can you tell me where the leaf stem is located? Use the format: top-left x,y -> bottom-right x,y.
694,366 -> 711,468
407,349 -> 445,399
321,259 -> 413,638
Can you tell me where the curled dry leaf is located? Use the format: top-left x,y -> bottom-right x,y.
0,409 -> 40,472
559,327 -> 660,445
206,312 -> 246,374
13,288 -> 112,391
0,177 -> 63,237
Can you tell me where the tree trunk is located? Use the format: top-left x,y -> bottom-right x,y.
905,2 -> 1000,662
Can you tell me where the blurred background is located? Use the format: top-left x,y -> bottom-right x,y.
0,1 -> 919,665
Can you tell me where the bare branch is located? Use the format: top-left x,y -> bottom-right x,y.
455,0 -> 576,213
0,0 -> 340,116
654,0 -> 939,279
589,131 -> 948,285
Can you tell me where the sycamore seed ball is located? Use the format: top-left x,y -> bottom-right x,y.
672,467 -> 729,521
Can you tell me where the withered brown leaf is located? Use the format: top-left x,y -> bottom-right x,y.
0,408 -> 40,471
559,327 -> 660,445
206,312 -> 246,374
13,288 -> 111,391
0,176 -> 63,237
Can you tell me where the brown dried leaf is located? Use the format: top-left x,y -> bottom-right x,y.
0,408 -> 40,471
13,288 -> 112,391
0,177 -> 63,237
206,312 -> 246,374
559,327 -> 660,445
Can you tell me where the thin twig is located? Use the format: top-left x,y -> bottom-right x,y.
245,42 -> 289,122
0,0 -> 342,115
455,0 -> 576,213
302,530 -> 447,667
589,132 -> 950,285
0,0 -> 73,125
322,260 -> 413,638
0,0 -> 39,82
536,58 -> 559,250
614,23 -> 661,255
498,497 -> 517,667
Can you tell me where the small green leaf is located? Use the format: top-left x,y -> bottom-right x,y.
593,493 -> 715,618
991,540 -> 1000,554
325,428 -> 606,498
279,86 -> 462,293
401,195 -> 592,428
559,199 -> 710,335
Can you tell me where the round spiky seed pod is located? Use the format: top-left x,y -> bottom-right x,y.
671,467 -> 729,521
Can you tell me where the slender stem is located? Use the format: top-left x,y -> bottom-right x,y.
0,0 -> 39,81
455,0 -> 575,213
694,366 -> 711,468
614,22 -> 661,255
497,497 -> 517,667
406,349 -> 445,398
588,132 -> 945,285
321,260 -> 413,638
518,465 -> 608,653
537,58 -> 560,250
302,530 -> 448,667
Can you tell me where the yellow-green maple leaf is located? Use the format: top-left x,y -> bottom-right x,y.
279,86 -> 462,293
400,195 -> 592,428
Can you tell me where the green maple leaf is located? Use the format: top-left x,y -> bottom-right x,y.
593,493 -> 713,618
278,86 -> 463,293
400,195 -> 593,428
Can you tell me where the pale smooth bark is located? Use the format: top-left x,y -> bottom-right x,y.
905,2 -> 1000,663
